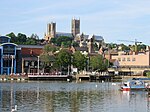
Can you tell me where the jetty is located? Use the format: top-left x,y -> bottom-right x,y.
28,73 -> 73,81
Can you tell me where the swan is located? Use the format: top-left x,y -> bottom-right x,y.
112,83 -> 117,85
11,105 -> 17,112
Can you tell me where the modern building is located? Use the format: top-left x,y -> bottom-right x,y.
0,36 -> 44,75
0,36 -> 21,75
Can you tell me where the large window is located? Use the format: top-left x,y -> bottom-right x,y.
3,60 -> 11,67
0,38 -> 8,44
3,45 -> 15,54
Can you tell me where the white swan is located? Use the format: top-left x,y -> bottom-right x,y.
112,83 -> 117,85
11,105 -> 17,112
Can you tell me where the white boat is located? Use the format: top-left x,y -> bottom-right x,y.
120,80 -> 149,91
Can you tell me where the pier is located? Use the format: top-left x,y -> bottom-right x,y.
28,73 -> 73,81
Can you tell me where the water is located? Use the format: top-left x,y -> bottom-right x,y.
0,81 -> 150,112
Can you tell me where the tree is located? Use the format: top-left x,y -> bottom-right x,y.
39,44 -> 59,72
6,32 -> 40,45
90,55 -> 108,71
17,33 -> 27,44
120,44 -> 130,51
43,44 -> 58,53
25,34 -> 39,45
73,51 -> 86,71
72,41 -> 79,47
56,49 -> 72,71
6,32 -> 16,43
55,36 -> 73,47
50,38 -> 57,45
40,53 -> 55,72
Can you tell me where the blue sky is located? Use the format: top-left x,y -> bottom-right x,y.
0,0 -> 150,45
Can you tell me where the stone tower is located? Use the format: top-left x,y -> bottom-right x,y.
45,22 -> 56,41
88,35 -> 95,53
71,18 -> 80,37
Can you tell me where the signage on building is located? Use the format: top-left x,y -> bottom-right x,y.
2,55 -> 15,60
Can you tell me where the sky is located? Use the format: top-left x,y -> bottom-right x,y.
0,0 -> 150,45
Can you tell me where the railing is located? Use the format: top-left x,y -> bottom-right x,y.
27,73 -> 69,78
110,66 -> 150,69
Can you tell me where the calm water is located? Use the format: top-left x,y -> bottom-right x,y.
0,81 -> 150,112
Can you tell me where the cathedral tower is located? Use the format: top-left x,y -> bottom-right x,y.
45,22 -> 56,41
71,18 -> 80,37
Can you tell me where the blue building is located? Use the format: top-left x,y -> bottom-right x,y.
0,36 -> 21,75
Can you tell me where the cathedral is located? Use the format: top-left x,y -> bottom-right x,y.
44,18 -> 105,53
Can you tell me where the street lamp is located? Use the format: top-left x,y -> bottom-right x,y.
37,56 -> 40,75
11,55 -> 14,75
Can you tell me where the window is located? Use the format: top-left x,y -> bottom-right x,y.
3,45 -> 15,54
25,61 -> 28,66
31,61 -> 34,66
132,58 -> 136,61
122,58 -> 126,61
127,58 -> 130,61
118,58 -> 121,61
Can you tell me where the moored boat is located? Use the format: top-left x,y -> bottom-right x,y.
120,80 -> 150,91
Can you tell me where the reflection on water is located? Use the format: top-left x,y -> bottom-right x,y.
0,81 -> 150,112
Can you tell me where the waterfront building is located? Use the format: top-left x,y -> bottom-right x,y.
111,48 -> 150,67
18,45 -> 44,74
108,46 -> 150,75
0,36 -> 44,75
0,36 -> 20,75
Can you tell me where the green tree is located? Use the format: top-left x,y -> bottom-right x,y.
25,34 -> 39,45
17,33 -> 27,44
55,36 -> 72,47
90,55 -> 108,71
50,38 -> 57,45
40,53 -> 55,72
56,49 -> 72,68
43,44 -> 58,53
6,32 -> 17,43
39,44 -> 58,72
6,32 -> 40,45
73,51 -> 86,71
120,44 -> 130,51
72,41 -> 79,47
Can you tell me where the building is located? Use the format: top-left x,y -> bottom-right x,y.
108,47 -> 150,75
44,22 -> 56,41
111,50 -> 150,67
18,45 -> 44,74
44,18 -> 105,55
71,18 -> 80,37
0,36 -> 44,75
0,36 -> 21,75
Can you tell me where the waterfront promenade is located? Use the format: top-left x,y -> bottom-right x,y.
0,73 -> 148,82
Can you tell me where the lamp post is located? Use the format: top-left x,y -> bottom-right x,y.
37,56 -> 40,75
11,55 -> 14,75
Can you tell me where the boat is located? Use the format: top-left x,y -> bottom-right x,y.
120,80 -> 149,91
132,77 -> 150,81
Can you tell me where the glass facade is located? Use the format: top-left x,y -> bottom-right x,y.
0,36 -> 17,75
